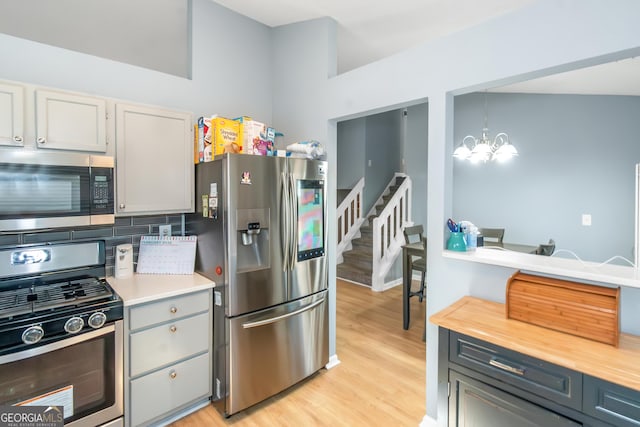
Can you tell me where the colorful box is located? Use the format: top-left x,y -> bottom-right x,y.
193,123 -> 199,164
197,117 -> 205,163
234,117 -> 265,155
211,117 -> 241,158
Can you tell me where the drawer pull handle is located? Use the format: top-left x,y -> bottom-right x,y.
170,306 -> 178,314
489,358 -> 525,376
170,370 -> 177,379
170,325 -> 177,333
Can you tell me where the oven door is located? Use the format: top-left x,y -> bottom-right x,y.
0,321 -> 123,427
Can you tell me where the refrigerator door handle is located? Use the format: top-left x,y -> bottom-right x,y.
288,173 -> 297,271
280,171 -> 290,270
241,298 -> 324,329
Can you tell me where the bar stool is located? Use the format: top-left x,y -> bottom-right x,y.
402,224 -> 426,338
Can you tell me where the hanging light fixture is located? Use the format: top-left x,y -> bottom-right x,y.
453,93 -> 518,163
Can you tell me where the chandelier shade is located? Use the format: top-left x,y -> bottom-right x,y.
454,94 -> 518,163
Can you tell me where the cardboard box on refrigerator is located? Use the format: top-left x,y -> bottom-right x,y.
234,116 -> 274,155
211,117 -> 241,158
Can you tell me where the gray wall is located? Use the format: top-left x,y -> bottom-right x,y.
0,0 -> 273,123
337,118 -> 366,189
0,0 -> 191,78
405,102 -> 429,230
453,92 -> 640,263
336,110 -> 403,213
338,104 -> 429,227
364,110 -> 403,212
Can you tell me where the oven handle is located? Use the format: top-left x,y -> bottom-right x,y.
0,322 -> 118,364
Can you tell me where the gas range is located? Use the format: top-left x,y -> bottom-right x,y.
0,241 -> 123,356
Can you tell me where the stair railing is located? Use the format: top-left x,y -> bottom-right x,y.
336,177 -> 365,262
371,173 -> 412,291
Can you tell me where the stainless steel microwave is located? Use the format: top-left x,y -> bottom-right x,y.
0,151 -> 114,232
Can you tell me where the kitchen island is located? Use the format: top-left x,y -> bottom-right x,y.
431,296 -> 640,426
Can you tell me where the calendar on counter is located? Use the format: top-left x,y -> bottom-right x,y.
136,236 -> 197,275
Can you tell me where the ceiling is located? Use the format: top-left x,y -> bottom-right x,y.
212,0 -> 640,95
212,0 -> 536,74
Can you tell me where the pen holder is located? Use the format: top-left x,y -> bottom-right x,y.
447,232 -> 467,252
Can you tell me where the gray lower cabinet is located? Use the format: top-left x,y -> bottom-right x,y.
583,375 -> 640,427
125,289 -> 213,426
450,370 -> 581,427
442,329 -> 640,427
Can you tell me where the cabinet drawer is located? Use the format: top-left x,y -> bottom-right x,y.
583,375 -> 640,427
130,312 -> 209,377
130,352 -> 210,427
450,332 -> 582,411
450,370 -> 581,427
129,290 -> 209,331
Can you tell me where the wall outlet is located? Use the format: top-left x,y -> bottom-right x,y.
581,214 -> 592,226
159,224 -> 172,237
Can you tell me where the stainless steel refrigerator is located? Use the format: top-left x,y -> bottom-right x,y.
187,154 -> 329,416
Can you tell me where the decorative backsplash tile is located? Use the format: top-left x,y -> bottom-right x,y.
0,214 -> 183,277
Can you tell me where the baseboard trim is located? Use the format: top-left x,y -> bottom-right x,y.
375,277 -> 402,292
420,414 -> 438,427
325,354 -> 341,369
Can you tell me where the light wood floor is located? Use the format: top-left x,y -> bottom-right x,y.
170,279 -> 426,427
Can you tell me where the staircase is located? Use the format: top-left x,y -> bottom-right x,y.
337,174 -> 412,290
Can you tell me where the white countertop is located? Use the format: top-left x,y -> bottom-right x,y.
109,273 -> 215,306
443,247 -> 640,288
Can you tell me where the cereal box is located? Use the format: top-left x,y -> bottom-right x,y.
211,117 -> 241,158
201,117 -> 213,162
234,117 -> 266,155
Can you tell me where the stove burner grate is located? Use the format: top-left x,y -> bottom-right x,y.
0,278 -> 113,320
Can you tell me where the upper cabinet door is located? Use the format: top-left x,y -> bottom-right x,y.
115,103 -> 194,215
0,82 -> 24,147
35,89 -> 107,152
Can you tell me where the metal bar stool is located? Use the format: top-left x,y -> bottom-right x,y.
402,225 -> 426,333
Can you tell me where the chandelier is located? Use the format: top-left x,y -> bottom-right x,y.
453,93 -> 518,163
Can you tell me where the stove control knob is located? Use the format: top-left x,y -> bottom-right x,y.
22,326 -> 44,345
64,316 -> 85,334
88,312 -> 107,329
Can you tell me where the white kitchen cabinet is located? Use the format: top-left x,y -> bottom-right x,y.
125,289 -> 212,427
0,82 -> 24,147
115,103 -> 194,216
35,89 -> 107,152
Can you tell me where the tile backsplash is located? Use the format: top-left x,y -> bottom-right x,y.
0,214 -> 183,277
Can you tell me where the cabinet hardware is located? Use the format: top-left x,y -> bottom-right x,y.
489,358 -> 525,376
169,370 -> 177,379
37,137 -> 46,144
119,203 -> 125,209
13,135 -> 22,142
170,306 -> 178,314
170,325 -> 177,333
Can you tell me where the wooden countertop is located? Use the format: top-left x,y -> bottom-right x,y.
430,296 -> 640,391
